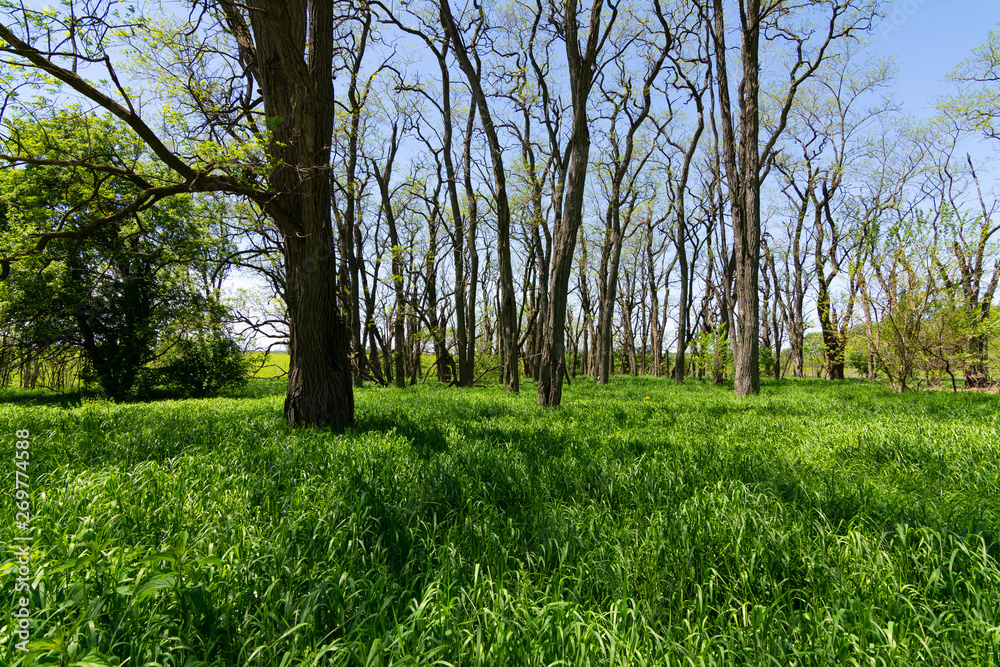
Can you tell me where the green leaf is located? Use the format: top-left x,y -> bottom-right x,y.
131,573 -> 176,602
69,650 -> 117,667
197,555 -> 224,567
141,551 -> 178,565
70,652 -> 116,667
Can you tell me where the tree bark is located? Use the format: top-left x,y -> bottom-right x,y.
439,0 -> 518,392
371,125 -> 406,388
538,0 -> 617,407
244,0 -> 355,427
714,0 -> 762,397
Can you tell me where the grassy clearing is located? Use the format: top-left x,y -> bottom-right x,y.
1,377 -> 999,665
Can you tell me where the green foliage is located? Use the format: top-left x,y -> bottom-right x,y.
160,335 -> 253,397
689,329 -> 731,380
943,24 -> 1000,139
2,377 -> 998,665
849,351 -> 870,377
758,345 -> 775,377
0,113 -> 237,398
858,209 -> 994,391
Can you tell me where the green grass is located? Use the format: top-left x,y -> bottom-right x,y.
1,377 -> 999,665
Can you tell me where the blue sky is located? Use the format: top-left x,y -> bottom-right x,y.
877,0 -> 999,117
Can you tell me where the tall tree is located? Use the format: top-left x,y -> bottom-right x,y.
0,1 -> 358,426
591,7 -> 673,385
537,0 -> 620,407
0,114 -> 234,399
709,0 -> 877,396
436,0 -> 520,392
940,35 -> 1000,387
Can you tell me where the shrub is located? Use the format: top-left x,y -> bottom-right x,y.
161,335 -> 252,397
759,346 -> 775,377
849,352 -> 869,377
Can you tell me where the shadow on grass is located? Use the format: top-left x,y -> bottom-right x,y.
0,389 -> 85,408
1,377 -> 287,410
356,400 -> 572,463
357,411 -> 450,458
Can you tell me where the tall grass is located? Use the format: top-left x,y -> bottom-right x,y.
2,377 -> 998,665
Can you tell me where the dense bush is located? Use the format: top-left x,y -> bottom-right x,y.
758,346 -> 775,377
849,351 -> 869,377
160,335 -> 253,397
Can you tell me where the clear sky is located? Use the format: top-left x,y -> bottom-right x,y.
877,0 -> 999,117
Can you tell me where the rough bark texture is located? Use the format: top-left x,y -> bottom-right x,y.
538,0 -> 615,407
712,0 -> 760,397
0,2 -> 358,427
242,0 -> 355,427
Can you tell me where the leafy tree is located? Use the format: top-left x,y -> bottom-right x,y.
0,114 -> 234,399
0,0 -> 358,426
944,23 -> 1000,141
848,352 -> 869,377
758,345 -> 775,379
855,214 -> 986,392
939,27 -> 1000,387
709,0 -> 880,397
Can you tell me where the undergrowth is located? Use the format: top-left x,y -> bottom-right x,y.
1,377 -> 998,665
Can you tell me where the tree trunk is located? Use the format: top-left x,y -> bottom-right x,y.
965,334 -> 990,388
283,226 -> 355,426
240,0 -> 355,427
371,126 -> 406,389
538,0 -> 613,407
440,0 -> 518,393
712,0 -> 760,397
595,216 -> 624,385
439,42 -> 471,387
462,105 -> 480,383
540,128 -> 590,406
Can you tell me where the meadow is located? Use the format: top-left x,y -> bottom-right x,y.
1,376 -> 999,666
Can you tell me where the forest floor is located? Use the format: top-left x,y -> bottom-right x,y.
1,376 -> 998,665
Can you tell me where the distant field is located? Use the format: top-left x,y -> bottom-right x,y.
1,377 -> 998,665
249,351 -> 290,379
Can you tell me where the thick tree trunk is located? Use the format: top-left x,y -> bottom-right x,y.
733,9 -> 761,397
965,334 -> 990,388
241,0 -> 355,427
283,227 -> 355,427
539,126 -> 590,406
817,288 -> 846,380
